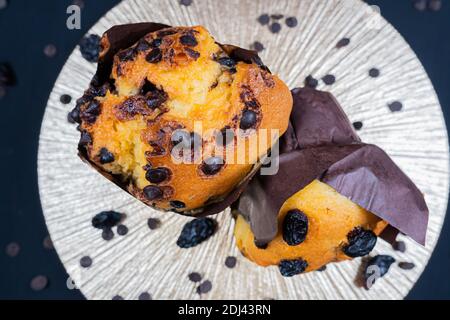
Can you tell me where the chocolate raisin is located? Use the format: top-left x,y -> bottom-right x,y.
99,147 -> 114,164
343,227 -> 377,258
68,106 -> 81,123
170,200 -> 186,209
176,218 -> 217,249
150,38 -> 162,48
218,57 -> 236,68
81,100 -> 101,124
79,131 -> 92,146
279,259 -> 308,277
136,40 -> 150,51
79,34 -> 101,63
282,209 -> 308,246
146,48 -> 162,63
200,157 -> 225,176
146,167 -> 171,184
185,48 -> 200,60
143,185 -> 164,201
239,109 -> 258,130
117,48 -> 136,62
216,127 -> 234,147
364,255 -> 395,287
180,34 -> 198,47
92,211 -> 123,229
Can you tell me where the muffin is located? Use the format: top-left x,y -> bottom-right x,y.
233,87 -> 428,275
73,24 -> 293,214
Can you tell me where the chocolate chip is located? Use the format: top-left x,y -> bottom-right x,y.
322,74 -> 336,85
30,275 -> 49,291
117,224 -> 129,236
252,41 -> 265,52
393,240 -> 406,253
197,280 -> 212,294
44,44 -> 57,58
5,242 -> 20,257
398,262 -> 415,270
143,185 -> 164,200
257,14 -> 270,25
188,272 -> 202,282
271,14 -> 284,20
218,57 -> 237,68
305,75 -> 318,88
285,17 -> 298,28
353,121 -> 363,130
180,34 -> 198,47
170,200 -> 186,209
146,167 -> 171,184
240,109 -> 258,130
200,157 -> 225,176
180,0 -> 192,6
369,68 -> 380,78
269,22 -> 282,34
92,211 -> 123,229
429,0 -> 442,11
388,101 -> 403,112
146,48 -> 162,63
225,256 -> 237,268
102,228 -> 114,241
147,218 -> 161,230
172,130 -> 202,150
43,235 -> 54,250
80,256 -> 92,268
112,295 -> 124,300
336,38 -> 350,48
185,48 -> 200,60
99,147 -> 115,164
79,34 -> 101,63
60,94 -> 72,104
138,292 -> 152,300
413,0 -> 427,11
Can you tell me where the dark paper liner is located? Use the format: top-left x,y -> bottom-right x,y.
237,87 -> 429,245
77,23 -> 270,216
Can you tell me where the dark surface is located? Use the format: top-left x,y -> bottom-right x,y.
0,0 -> 448,299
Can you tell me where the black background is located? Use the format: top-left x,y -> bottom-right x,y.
0,0 -> 449,300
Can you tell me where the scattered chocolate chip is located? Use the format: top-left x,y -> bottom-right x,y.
60,94 -> 72,104
271,14 -> 284,20
197,280 -> 212,294
240,109 -> 258,130
282,209 -> 308,246
364,255 -> 395,288
322,74 -> 336,85
353,121 -> 363,131
317,265 -> 327,272
252,41 -> 265,52
429,0 -> 442,11
188,272 -> 202,282
146,167 -> 171,184
112,295 -> 124,300
171,130 -> 201,150
99,147 -> 115,164
257,14 -> 270,26
0,0 -> 8,10
80,256 -> 92,268
145,48 -> 162,63
176,218 -> 217,249
218,57 -> 237,68
180,34 -> 198,47
117,224 -> 129,236
43,235 -> 54,250
305,75 -> 318,88
336,38 -> 350,48
200,157 -> 225,176
138,292 -> 152,300
413,0 -> 427,11
143,185 -> 164,201
285,17 -> 298,28
30,275 -> 49,291
5,242 -> 20,257
102,228 -> 114,241
279,259 -> 308,277
92,211 -> 123,229
185,48 -> 200,60
0,63 -> 15,87
79,34 -> 101,63
147,218 -> 161,230
269,22 -> 282,34
170,200 -> 186,209
388,101 -> 403,112
180,0 -> 192,6
369,68 -> 380,78
398,262 -> 415,270
343,227 -> 377,258
393,240 -> 407,253
44,44 -> 57,58
225,256 -> 237,268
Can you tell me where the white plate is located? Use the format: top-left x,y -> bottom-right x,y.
38,0 -> 449,300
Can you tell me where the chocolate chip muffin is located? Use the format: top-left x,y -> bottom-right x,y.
74,25 -> 292,214
234,180 -> 388,273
